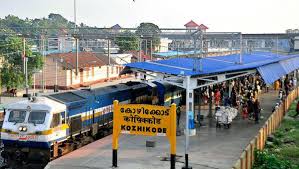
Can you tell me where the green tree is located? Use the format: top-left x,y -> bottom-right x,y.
0,13 -> 108,43
115,31 -> 139,52
0,36 -> 43,90
136,22 -> 161,52
0,13 -> 78,38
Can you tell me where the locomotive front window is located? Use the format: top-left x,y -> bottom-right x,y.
28,111 -> 47,124
8,110 -> 27,123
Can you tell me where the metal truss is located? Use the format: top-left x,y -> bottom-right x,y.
3,26 -> 298,52
130,68 -> 185,88
129,67 -> 256,90
187,69 -> 256,90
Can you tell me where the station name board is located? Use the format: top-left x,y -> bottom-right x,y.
112,100 -> 176,168
117,105 -> 171,136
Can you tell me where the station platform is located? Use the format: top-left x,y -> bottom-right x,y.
46,91 -> 278,169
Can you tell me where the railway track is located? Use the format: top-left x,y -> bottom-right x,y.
0,129 -> 113,169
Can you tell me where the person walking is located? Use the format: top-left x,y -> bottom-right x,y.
231,88 -> 237,107
214,89 -> 221,107
247,97 -> 254,120
284,77 -> 290,96
242,103 -> 248,120
253,99 -> 261,124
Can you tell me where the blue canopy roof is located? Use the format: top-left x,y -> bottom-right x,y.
257,63 -> 287,84
125,52 -> 299,80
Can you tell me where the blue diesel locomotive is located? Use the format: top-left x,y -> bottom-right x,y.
1,81 -> 183,168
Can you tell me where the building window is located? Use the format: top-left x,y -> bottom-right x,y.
111,66 -> 114,74
51,113 -> 61,128
92,67 -> 95,77
74,71 -> 78,79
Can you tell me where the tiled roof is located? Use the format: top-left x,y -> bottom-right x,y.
48,52 -> 116,69
95,53 -> 117,65
184,20 -> 199,27
111,24 -> 122,29
199,24 -> 209,30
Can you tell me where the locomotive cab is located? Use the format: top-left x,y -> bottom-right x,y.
1,97 -> 67,167
3,109 -> 50,139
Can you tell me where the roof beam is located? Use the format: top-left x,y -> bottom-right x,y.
189,69 -> 256,90
132,68 -> 185,88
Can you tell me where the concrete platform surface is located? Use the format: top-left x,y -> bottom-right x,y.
46,91 -> 278,169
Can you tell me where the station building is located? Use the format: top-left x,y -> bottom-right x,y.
34,52 -> 129,90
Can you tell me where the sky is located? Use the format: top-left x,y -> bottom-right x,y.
0,0 -> 298,33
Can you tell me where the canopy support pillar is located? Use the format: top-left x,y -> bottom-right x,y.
183,76 -> 194,169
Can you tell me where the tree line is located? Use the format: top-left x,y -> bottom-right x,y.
0,13 -> 161,92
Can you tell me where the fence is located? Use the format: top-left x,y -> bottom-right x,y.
232,87 -> 299,169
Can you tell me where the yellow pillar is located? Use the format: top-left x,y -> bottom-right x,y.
170,103 -> 176,169
112,100 -> 119,167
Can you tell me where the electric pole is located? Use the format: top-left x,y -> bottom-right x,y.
41,35 -> 45,93
139,39 -> 142,62
22,37 -> 29,96
25,57 -> 28,96
108,39 -> 110,65
23,38 -> 26,74
150,40 -> 153,60
74,0 -> 79,76
145,39 -> 148,55
239,33 -> 243,64
74,0 -> 77,29
75,38 -> 79,76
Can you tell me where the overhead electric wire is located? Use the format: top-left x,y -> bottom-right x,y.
0,26 -> 193,31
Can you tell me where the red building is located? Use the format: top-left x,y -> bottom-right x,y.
184,20 -> 208,32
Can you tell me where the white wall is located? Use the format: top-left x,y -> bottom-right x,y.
66,70 -> 80,86
158,38 -> 172,52
66,65 -> 124,86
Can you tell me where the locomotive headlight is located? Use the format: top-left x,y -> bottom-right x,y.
22,127 -> 27,132
18,126 -> 27,132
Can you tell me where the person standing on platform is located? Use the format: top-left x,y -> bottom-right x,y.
228,81 -> 234,98
293,78 -> 297,88
231,88 -> 237,107
284,77 -> 290,96
274,79 -> 281,91
247,97 -> 254,118
242,103 -> 248,119
254,99 -> 261,124
214,89 -> 221,107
